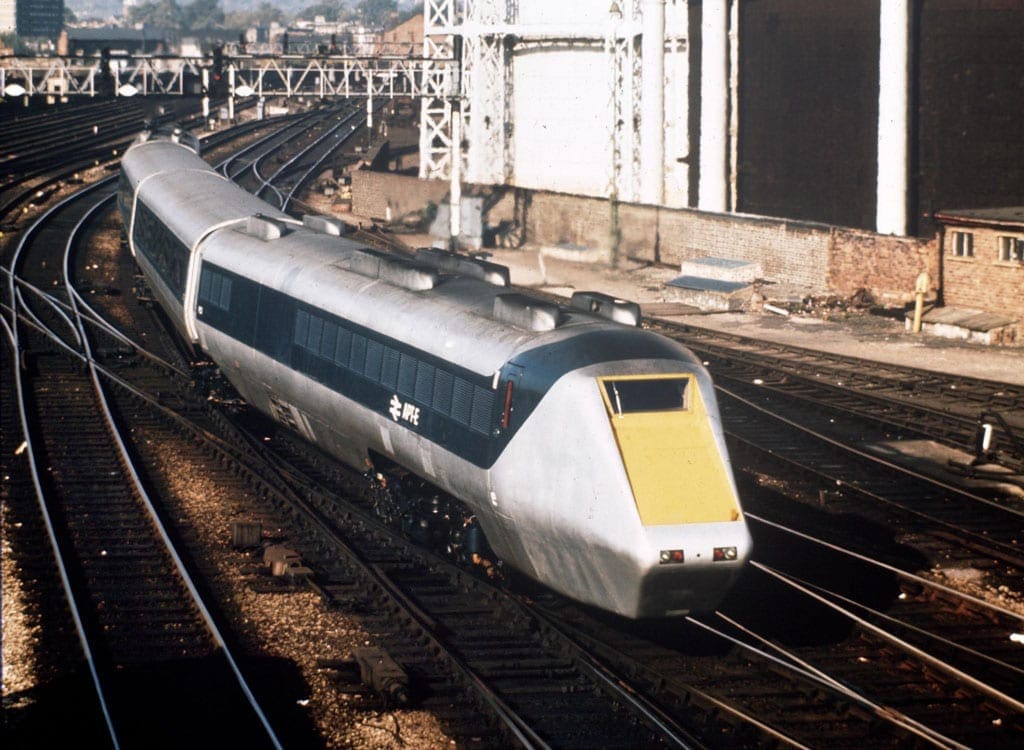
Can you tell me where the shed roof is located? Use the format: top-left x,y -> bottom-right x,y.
933,207 -> 1024,229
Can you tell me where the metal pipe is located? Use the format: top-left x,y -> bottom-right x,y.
201,67 -> 209,118
228,65 -> 235,120
876,0 -> 910,235
640,0 -> 665,205
698,0 -> 729,212
911,270 -> 929,333
450,110 -> 462,249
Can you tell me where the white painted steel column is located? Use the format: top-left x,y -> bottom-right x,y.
876,0 -> 910,235
640,0 -> 666,205
201,68 -> 209,118
698,0 -> 729,212
367,94 -> 374,131
227,66 -> 235,120
450,111 -> 462,246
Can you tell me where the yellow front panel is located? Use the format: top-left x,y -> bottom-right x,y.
600,376 -> 740,526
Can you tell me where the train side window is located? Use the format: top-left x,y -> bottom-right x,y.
199,267 -> 232,312
320,321 -> 337,360
294,309 -> 310,347
601,377 -> 689,416
398,353 -> 417,397
218,276 -> 232,309
381,347 -> 400,389
307,315 -> 324,353
334,327 -> 352,366
349,334 -> 367,374
365,340 -> 384,381
199,268 -> 211,302
433,369 -> 454,415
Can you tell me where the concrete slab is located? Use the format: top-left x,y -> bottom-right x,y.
906,306 -> 1021,346
665,275 -> 752,312
667,275 -> 752,294
679,255 -> 763,283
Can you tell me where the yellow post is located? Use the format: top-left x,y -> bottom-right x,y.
912,271 -> 930,333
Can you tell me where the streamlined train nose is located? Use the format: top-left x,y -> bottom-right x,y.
598,373 -> 741,526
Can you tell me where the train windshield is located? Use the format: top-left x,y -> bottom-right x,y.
601,376 -> 689,416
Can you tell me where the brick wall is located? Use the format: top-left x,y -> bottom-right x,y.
942,227 -> 1024,319
829,229 -> 938,303
352,174 -> 942,303
525,190 -> 944,300
350,169 -> 449,222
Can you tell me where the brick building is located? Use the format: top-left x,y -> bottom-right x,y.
376,14 -> 423,56
933,208 -> 1024,324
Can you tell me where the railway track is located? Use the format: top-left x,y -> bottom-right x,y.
647,318 -> 1024,475
7,103 -> 1023,747
3,125 -> 288,748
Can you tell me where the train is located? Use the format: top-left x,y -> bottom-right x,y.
118,128 -> 752,619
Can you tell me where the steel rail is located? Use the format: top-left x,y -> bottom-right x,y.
2,284 -> 123,750
745,512 -> 1024,624
59,185 -> 285,750
279,107 -> 364,212
684,615 -> 964,750
749,561 -> 1024,714
784,570 -> 1024,690
718,382 -> 1024,519
253,105 -> 354,207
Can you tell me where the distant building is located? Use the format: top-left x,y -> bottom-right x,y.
931,207 -> 1024,337
11,0 -> 64,38
65,26 -> 168,56
0,0 -> 15,34
377,14 -> 423,56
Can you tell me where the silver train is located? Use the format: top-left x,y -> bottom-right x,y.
118,131 -> 752,618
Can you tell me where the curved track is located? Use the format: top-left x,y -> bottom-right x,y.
2,126 -> 287,749
6,103 -> 1024,747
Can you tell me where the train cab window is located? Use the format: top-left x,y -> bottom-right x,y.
601,376 -> 689,416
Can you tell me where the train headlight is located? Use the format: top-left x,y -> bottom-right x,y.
659,549 -> 684,565
713,546 -> 737,562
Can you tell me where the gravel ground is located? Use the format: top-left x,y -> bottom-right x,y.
3,191 -> 457,748
144,439 -> 457,749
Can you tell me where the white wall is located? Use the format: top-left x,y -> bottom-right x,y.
511,46 -> 612,197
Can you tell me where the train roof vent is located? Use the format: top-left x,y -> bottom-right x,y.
244,214 -> 289,241
570,291 -> 642,326
414,247 -> 510,286
345,249 -> 437,291
493,293 -> 560,332
302,214 -> 345,236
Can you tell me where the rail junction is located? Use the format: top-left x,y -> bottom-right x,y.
3,102 -> 1023,748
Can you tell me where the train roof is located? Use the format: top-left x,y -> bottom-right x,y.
123,138 -> 292,251
123,137 -> 701,378
199,223 -> 673,378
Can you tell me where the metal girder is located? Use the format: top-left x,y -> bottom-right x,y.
420,0 -> 515,184
0,55 -> 452,100
420,0 -> 459,180
606,1 -> 643,203
463,28 -> 509,183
